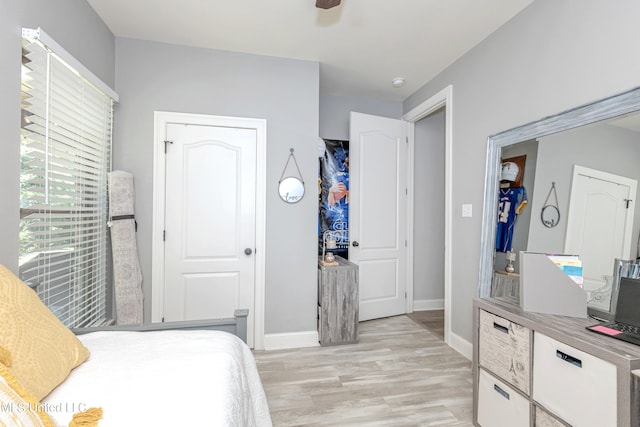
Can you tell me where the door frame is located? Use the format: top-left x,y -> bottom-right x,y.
150,111 -> 267,350
403,85 -> 453,346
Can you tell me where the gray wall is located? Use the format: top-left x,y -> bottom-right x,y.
413,109 -> 446,302
404,0 -> 640,343
0,0 -> 114,273
113,38 -> 320,333
320,93 -> 402,140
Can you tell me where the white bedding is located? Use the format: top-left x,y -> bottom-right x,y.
43,330 -> 271,427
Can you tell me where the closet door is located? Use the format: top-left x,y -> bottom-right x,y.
349,112 -> 408,321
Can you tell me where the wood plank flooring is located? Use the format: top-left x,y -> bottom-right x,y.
406,310 -> 445,341
253,313 -> 473,426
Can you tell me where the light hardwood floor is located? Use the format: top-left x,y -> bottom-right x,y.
253,313 -> 473,426
406,310 -> 445,341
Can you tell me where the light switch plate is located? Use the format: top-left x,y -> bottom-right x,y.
462,204 -> 473,217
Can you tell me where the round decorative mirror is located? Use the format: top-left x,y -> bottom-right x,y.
278,176 -> 305,203
541,205 -> 560,228
540,182 -> 560,228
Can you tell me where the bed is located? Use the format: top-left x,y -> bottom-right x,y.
0,265 -> 272,427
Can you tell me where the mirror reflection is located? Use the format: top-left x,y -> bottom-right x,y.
279,177 -> 305,203
481,87 -> 640,319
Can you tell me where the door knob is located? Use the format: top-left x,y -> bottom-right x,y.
244,248 -> 253,255
352,241 -> 359,247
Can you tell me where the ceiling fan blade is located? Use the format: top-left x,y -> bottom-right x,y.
316,0 -> 341,9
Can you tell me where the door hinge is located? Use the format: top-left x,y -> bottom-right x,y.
163,230 -> 166,241
162,317 -> 165,323
405,240 -> 407,247
164,140 -> 173,154
405,292 -> 407,299
405,136 -> 409,144
625,199 -> 632,208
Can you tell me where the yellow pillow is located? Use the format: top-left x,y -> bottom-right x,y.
0,362 -> 54,427
0,264 -> 90,400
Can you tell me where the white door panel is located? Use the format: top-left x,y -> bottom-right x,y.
181,272 -> 239,319
565,166 -> 636,292
163,123 -> 256,341
181,141 -> 241,258
350,112 -> 407,321
358,259 -> 399,300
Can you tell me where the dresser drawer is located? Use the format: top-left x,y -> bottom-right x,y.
535,406 -> 565,427
479,309 -> 530,394
533,332 -> 616,426
478,368 -> 529,427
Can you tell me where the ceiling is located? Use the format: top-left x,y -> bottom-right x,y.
87,0 -> 534,101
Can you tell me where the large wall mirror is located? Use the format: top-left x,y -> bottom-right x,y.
479,87 -> 640,315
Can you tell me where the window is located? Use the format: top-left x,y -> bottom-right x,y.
19,28 -> 117,328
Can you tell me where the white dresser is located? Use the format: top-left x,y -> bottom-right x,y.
473,298 -> 640,426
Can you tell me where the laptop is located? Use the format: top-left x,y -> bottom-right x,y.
586,277 -> 640,346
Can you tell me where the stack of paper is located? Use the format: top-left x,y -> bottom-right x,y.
546,254 -> 583,287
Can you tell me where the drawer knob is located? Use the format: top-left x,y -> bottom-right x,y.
493,322 -> 509,334
493,384 -> 510,400
556,349 -> 582,368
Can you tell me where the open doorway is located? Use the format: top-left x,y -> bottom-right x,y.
403,85 -> 455,351
408,107 -> 446,339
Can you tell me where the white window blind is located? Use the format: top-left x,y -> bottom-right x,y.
19,28 -> 117,328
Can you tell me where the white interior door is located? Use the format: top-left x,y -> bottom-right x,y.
163,122 -> 257,343
565,165 -> 637,292
350,112 -> 408,321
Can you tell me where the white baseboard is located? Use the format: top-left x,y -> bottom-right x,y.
448,330 -> 472,361
264,330 -> 320,351
262,324 -> 472,362
413,298 -> 445,311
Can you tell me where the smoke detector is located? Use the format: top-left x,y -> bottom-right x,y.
392,77 -> 405,88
